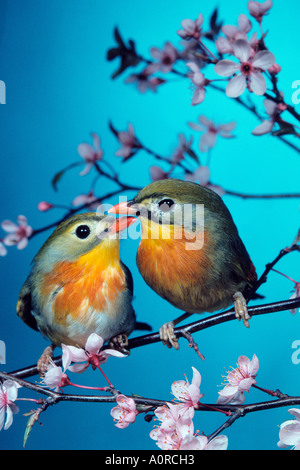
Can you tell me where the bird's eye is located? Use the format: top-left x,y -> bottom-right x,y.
158,199 -> 175,212
75,225 -> 91,239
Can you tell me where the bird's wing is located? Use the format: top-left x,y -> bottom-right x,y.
16,278 -> 39,331
120,261 -> 153,331
120,261 -> 134,296
229,235 -> 257,288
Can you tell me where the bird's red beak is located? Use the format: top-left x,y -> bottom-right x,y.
108,200 -> 138,216
109,215 -> 137,234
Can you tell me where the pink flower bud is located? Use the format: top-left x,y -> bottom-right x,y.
38,201 -> 54,212
277,102 -> 287,112
268,63 -> 281,74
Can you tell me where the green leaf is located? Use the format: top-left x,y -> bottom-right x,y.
23,410 -> 40,448
51,162 -> 82,191
186,148 -> 200,164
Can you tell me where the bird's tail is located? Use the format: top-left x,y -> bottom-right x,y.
134,321 -> 152,331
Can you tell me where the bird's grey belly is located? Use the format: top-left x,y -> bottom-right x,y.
32,291 -> 136,348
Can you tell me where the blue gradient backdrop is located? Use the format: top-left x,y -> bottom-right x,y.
0,0 -> 299,450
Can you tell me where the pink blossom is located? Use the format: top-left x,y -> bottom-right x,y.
115,123 -> 140,160
248,0 -> 273,23
154,403 -> 195,432
77,132 -> 103,175
0,241 -> 7,257
1,215 -> 33,250
252,98 -> 287,136
195,435 -> 228,450
186,62 -> 209,105
147,42 -> 178,74
289,283 -> 300,315
150,403 -> 195,450
38,201 -> 54,212
177,14 -> 204,40
268,63 -> 281,75
185,165 -> 226,197
150,403 -> 228,450
188,115 -> 236,152
72,190 -> 99,210
43,360 -> 71,392
278,408 -> 300,450
171,433 -> 228,450
110,394 -> 138,429
217,354 -> 259,405
0,380 -> 21,431
171,133 -> 193,165
62,333 -> 126,373
215,14 -> 257,55
150,166 -> 169,181
171,367 -> 204,411
186,165 -> 210,186
151,425 -> 195,451
125,69 -> 165,93
215,39 -> 275,97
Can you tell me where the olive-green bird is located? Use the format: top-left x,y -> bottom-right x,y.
16,212 -> 143,371
109,179 -> 257,349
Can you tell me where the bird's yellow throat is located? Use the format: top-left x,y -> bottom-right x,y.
40,239 -> 126,323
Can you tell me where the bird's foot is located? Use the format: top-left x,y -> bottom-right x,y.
233,291 -> 250,328
159,321 -> 180,350
37,344 -> 55,377
109,334 -> 130,355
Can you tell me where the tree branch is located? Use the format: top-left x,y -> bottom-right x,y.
7,296 -> 300,380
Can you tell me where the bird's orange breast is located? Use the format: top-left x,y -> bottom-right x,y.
40,242 -> 126,324
136,222 -> 214,311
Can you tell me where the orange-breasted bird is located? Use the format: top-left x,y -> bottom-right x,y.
17,212 -> 139,371
109,179 -> 257,349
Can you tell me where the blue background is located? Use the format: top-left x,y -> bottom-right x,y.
0,0 -> 299,450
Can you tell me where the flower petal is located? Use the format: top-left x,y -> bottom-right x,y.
226,74 -> 246,97
279,422 -> 300,446
193,165 -> 210,185
17,237 -> 28,250
191,87 -> 205,105
0,407 -> 5,431
233,39 -> 251,62
1,220 -> 18,233
207,435 -> 228,450
238,377 -> 254,392
252,119 -> 274,135
249,354 -> 259,375
4,406 -> 13,430
238,14 -> 252,33
188,122 -> 203,132
215,60 -> 240,77
198,115 -> 214,128
5,381 -> 19,402
264,99 -> 277,116
200,132 -> 217,152
181,19 -> 196,34
101,349 -> 126,359
0,243 -> 7,256
250,71 -> 267,95
289,408 -> 300,422
222,25 -> 239,39
85,333 -> 104,355
91,133 -> 101,152
252,50 -> 275,70
77,143 -> 94,160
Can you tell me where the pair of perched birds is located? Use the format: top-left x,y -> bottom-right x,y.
17,179 -> 257,369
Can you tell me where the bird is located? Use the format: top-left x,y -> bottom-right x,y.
109,179 -> 258,350
16,212 -> 140,373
